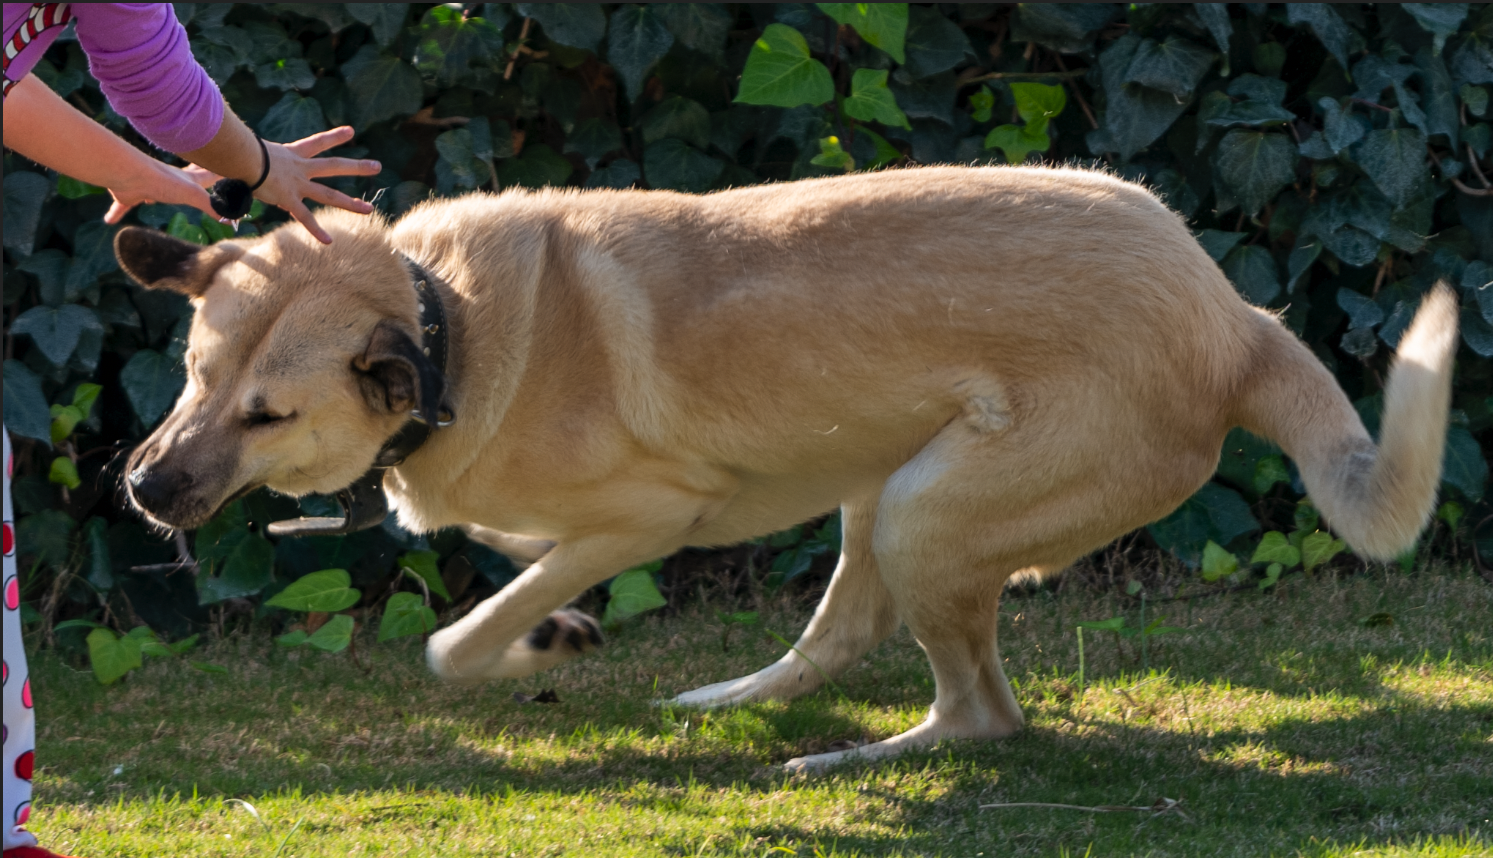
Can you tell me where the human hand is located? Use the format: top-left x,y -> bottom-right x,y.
102,159 -> 216,225
252,126 -> 383,244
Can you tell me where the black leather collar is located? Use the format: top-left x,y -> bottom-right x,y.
267,256 -> 455,538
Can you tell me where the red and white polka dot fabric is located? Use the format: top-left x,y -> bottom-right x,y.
3,426 -> 39,850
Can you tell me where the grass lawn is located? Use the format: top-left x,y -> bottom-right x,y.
22,563 -> 1493,857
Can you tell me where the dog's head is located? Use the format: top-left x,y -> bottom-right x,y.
114,211 -> 447,530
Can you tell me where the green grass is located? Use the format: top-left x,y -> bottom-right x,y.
23,564 -> 1493,857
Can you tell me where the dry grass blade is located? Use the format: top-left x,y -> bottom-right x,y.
981,797 -> 1189,821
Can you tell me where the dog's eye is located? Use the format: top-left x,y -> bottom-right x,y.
246,411 -> 291,428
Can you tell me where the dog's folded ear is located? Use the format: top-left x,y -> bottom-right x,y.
354,320 -> 447,420
114,226 -> 242,296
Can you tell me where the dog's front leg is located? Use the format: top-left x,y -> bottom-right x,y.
426,533 -> 677,682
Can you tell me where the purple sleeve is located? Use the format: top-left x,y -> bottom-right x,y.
72,3 -> 223,153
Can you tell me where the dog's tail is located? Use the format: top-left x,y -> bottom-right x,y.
1235,284 -> 1458,560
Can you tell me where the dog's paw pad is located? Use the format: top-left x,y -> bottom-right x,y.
526,610 -> 603,654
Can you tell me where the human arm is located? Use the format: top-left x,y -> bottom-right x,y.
1,73 -> 215,223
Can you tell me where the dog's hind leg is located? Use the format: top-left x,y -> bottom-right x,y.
461,523 -> 555,569
426,531 -> 682,682
673,497 -> 899,707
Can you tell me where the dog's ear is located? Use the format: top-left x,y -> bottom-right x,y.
114,226 -> 241,296
353,320 -> 447,419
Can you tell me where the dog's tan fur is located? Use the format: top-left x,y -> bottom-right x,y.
116,166 -> 1457,771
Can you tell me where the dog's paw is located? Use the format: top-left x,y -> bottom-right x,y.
526,609 -> 604,656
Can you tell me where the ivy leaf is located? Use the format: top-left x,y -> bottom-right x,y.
1403,4 -> 1469,56
1125,37 -> 1216,98
1196,230 -> 1247,261
842,69 -> 910,129
341,44 -> 423,131
644,138 -> 725,193
254,57 -> 316,91
1201,540 -> 1239,582
17,509 -> 75,569
735,24 -> 834,109
1010,3 -> 1117,54
608,4 -> 674,102
516,3 -> 606,52
900,5 -> 972,80
985,124 -> 1049,164
305,614 -> 355,653
817,3 -> 907,63
119,349 -> 186,428
1213,129 -> 1297,217
858,127 -> 904,169
809,135 -> 855,172
1443,425 -> 1488,502
1259,562 -> 1284,590
258,93 -> 329,143
1251,531 -> 1302,568
434,127 -> 492,193
1076,616 -> 1127,633
1337,288 -> 1386,330
3,360 -> 52,442
1355,128 -> 1429,208
657,4 -> 733,63
565,118 -> 623,170
640,97 -> 711,149
345,4 -> 409,48
1220,244 -> 1281,305
398,550 -> 451,601
266,569 -> 361,613
48,457 -> 80,490
585,159 -> 641,190
1285,4 -> 1358,71
4,172 -> 51,256
968,85 -> 995,123
413,4 -> 504,87
1148,482 -> 1259,565
83,515 -> 112,591
1010,82 -> 1066,124
495,144 -> 574,189
1193,2 -> 1233,75
602,564 -> 667,627
1286,238 -> 1322,293
195,501 -> 275,605
1320,97 -> 1366,152
86,628 -> 143,685
10,305 -> 103,368
1089,36 -> 1191,161
1300,530 -> 1347,573
378,591 -> 438,642
276,629 -> 309,648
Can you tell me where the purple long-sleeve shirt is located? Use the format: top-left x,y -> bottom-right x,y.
2,2 -> 222,152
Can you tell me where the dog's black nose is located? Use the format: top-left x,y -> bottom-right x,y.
128,466 -> 185,515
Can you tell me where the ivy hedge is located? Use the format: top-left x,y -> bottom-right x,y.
3,4 -> 1491,662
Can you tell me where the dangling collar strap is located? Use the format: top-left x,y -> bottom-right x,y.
267,255 -> 455,538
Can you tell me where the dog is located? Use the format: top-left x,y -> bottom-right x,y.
115,166 -> 1457,772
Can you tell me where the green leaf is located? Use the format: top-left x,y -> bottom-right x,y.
1355,128 -> 1430,208
341,44 -> 423,131
83,516 -> 112,591
735,24 -> 834,109
275,630 -> 309,648
1285,4 -> 1357,71
254,57 -> 315,91
809,136 -> 855,172
602,565 -> 667,627
1402,4 -> 1469,56
643,139 -> 725,193
86,627 -> 143,685
1301,531 -> 1347,573
1437,501 -> 1464,532
1213,129 -> 1297,217
566,118 -> 623,170
413,5 -> 504,87
378,591 -> 438,642
1196,229 -> 1247,261
1337,288 -> 1385,330
640,97 -> 711,149
1220,244 -> 1281,305
1148,482 -> 1259,564
495,144 -> 574,189
305,614 -> 355,652
1253,454 -> 1290,495
899,5 -> 970,80
516,3 -> 606,51
165,212 -> 207,245
258,92 -> 329,142
1442,425 -> 1488,502
1088,36 -> 1191,161
48,456 -> 80,490
1124,37 -> 1215,98
1201,540 -> 1239,582
345,4 -> 409,47
56,174 -> 105,199
119,349 -> 186,428
1010,82 -> 1066,124
191,662 -> 229,674
1251,531 -> 1302,568
3,360 -> 49,443
1193,3 -> 1232,74
984,124 -> 1050,164
398,550 -> 451,601
1010,3 -> 1115,55
10,304 -> 103,367
585,159 -> 641,190
817,3 -> 908,63
1076,616 -> 1127,632
969,85 -> 995,123
266,569 -> 361,613
656,5 -> 733,62
3,171 -> 50,256
843,69 -> 910,129
608,4 -> 674,101
1463,84 -> 1490,118
195,501 -> 275,604
1259,561 -> 1284,590
858,127 -> 904,169
434,127 -> 492,193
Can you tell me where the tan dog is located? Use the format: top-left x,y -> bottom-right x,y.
114,166 -> 1457,772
